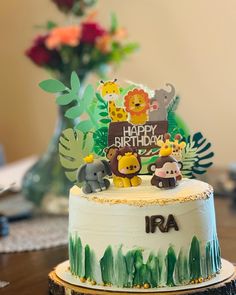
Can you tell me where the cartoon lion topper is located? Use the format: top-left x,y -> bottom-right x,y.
124,89 -> 150,125
110,147 -> 142,188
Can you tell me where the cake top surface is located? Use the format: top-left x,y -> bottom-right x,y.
70,176 -> 213,206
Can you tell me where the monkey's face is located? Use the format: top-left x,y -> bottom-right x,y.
107,148 -> 118,160
155,162 -> 180,178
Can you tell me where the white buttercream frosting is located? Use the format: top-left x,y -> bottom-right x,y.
68,176 -> 220,289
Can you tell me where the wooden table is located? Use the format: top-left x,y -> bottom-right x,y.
1,197 -> 236,295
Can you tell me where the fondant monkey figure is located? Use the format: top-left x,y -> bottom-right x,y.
148,133 -> 182,189
148,156 -> 182,189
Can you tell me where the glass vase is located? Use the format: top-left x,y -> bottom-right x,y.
22,73 -> 86,214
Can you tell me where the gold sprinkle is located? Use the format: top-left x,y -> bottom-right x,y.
136,284 -> 141,289
91,280 -> 96,285
80,277 -> 86,283
198,277 -> 203,283
190,280 -> 195,284
79,185 -> 213,207
143,283 -> 150,289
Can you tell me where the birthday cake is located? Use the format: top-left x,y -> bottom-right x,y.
40,74 -> 221,290
69,176 -> 221,289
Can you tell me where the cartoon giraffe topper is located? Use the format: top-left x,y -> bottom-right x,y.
171,134 -> 186,162
99,79 -> 128,122
156,133 -> 186,160
156,133 -> 173,157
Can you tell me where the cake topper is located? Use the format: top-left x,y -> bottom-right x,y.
39,72 -> 215,181
77,154 -> 112,194
124,89 -> 150,125
99,79 -> 128,122
148,134 -> 182,189
170,134 -> 186,163
150,83 -> 175,121
110,147 -> 142,188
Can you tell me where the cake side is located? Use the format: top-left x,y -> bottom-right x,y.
68,177 -> 221,289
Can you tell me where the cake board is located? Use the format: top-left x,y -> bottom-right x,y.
49,259 -> 236,295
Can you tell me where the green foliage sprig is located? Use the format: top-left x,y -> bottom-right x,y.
39,71 -> 98,133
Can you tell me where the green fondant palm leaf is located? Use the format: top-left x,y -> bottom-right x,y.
182,132 -> 214,178
115,247 -> 128,287
100,246 -> 114,284
59,128 -> 93,182
93,127 -> 108,156
189,236 -> 201,280
166,246 -> 177,286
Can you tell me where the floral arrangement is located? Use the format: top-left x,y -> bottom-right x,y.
25,0 -> 138,82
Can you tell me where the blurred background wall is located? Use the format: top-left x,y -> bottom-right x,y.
0,0 -> 235,167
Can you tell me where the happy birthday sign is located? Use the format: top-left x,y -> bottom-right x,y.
108,121 -> 168,149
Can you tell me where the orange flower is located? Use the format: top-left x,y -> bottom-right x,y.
84,10 -> 98,22
46,25 -> 81,49
112,28 -> 127,42
96,34 -> 112,53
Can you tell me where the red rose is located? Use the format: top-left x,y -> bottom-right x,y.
25,35 -> 61,67
52,0 -> 74,11
26,36 -> 51,66
81,22 -> 106,44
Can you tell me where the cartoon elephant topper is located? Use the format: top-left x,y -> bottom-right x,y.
148,133 -> 182,189
77,154 -> 112,194
149,83 -> 175,121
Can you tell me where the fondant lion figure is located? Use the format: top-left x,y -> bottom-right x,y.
124,89 -> 150,125
110,147 -> 142,188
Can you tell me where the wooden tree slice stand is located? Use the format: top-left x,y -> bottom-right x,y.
49,265 -> 236,295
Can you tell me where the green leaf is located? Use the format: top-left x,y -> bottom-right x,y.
59,128 -> 93,183
123,43 -> 139,54
65,105 -> 84,119
75,120 -> 94,133
56,93 -> 74,106
93,127 -> 108,156
99,112 -> 108,117
65,171 -> 78,182
98,105 -> 107,110
100,118 -> 111,124
39,79 -> 66,93
96,92 -> 105,103
110,12 -> 118,33
46,21 -> 57,30
70,71 -> 80,94
82,84 -> 94,106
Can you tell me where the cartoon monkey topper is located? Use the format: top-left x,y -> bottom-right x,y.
148,133 -> 182,189
110,147 -> 142,188
104,145 -> 119,161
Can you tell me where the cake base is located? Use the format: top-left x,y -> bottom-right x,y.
49,259 -> 236,295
